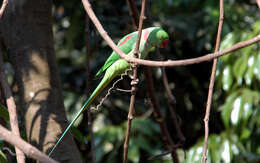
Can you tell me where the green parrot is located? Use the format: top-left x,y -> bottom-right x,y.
48,27 -> 169,156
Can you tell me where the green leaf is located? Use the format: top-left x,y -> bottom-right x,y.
221,66 -> 233,91
221,91 -> 239,128
255,107 -> 260,126
128,142 -> 140,163
253,21 -> 260,35
0,150 -> 7,163
185,145 -> 203,163
71,127 -> 84,144
220,139 -> 232,162
134,135 -> 153,153
208,135 -> 222,163
254,54 -> 260,81
233,54 -> 249,85
230,97 -> 243,126
0,104 -> 9,121
186,133 -> 238,163
240,128 -> 251,140
132,118 -> 160,137
220,33 -> 235,52
244,55 -> 256,85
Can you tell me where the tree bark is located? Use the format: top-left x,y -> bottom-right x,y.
0,0 -> 82,162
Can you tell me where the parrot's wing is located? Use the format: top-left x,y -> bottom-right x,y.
95,32 -> 138,76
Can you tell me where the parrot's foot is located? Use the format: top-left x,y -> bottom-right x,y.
131,78 -> 139,85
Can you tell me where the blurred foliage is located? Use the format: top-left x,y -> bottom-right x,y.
1,0 -> 260,162
0,150 -> 7,163
182,1 -> 260,163
0,104 -> 9,122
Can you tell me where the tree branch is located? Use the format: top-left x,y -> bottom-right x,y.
123,0 -> 146,162
126,0 -> 139,30
0,0 -> 8,19
0,124 -> 58,163
202,0 -> 224,162
144,67 -> 179,163
0,51 -> 25,162
161,67 -> 185,143
125,0 -> 182,161
82,0 -> 260,67
257,0 -> 260,9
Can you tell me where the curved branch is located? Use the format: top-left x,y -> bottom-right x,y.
0,124 -> 57,163
144,67 -> 179,163
82,0 -> 260,67
0,51 -> 25,163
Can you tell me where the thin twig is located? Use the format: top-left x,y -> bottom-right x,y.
0,124 -> 58,163
123,64 -> 138,163
3,147 -> 16,156
126,0 -> 139,30
144,67 -> 179,163
92,67 -> 132,111
85,15 -> 96,163
0,52 -> 25,163
0,0 -> 8,19
148,143 -> 183,160
123,0 -> 146,162
82,0 -> 260,67
202,0 -> 224,162
158,48 -> 185,143
125,0 -> 181,161
161,67 -> 185,143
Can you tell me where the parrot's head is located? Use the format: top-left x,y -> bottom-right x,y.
149,27 -> 169,48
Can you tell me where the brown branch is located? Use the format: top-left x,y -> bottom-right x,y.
157,48 -> 185,143
82,0 -> 260,67
85,15 -> 96,163
126,0 -> 139,30
161,67 -> 185,143
0,124 -> 58,163
123,0 -> 146,162
257,0 -> 260,9
0,0 -> 8,19
125,0 -> 181,161
202,0 -> 224,162
0,53 -> 25,162
123,65 -> 137,163
0,2 -> 25,162
144,67 -> 179,163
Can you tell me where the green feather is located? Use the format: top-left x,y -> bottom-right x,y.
95,32 -> 138,76
48,27 -> 169,157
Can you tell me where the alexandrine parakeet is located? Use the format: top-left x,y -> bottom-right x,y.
48,27 -> 169,156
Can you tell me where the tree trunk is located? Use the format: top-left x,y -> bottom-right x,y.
0,0 -> 82,162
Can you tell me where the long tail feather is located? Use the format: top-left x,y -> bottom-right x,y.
48,76 -> 111,157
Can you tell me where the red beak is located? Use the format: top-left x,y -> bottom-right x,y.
160,38 -> 169,48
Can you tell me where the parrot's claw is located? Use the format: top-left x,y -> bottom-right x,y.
131,79 -> 139,85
